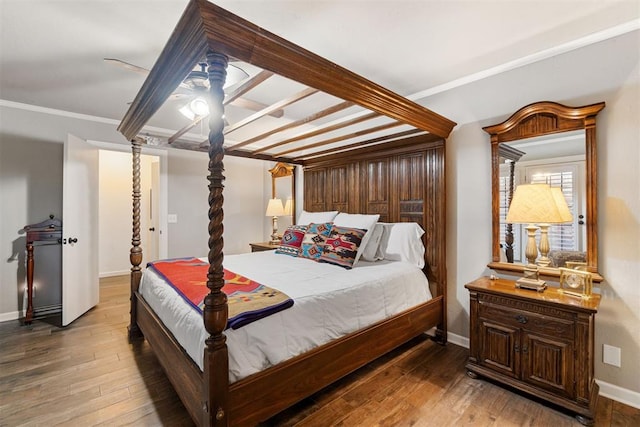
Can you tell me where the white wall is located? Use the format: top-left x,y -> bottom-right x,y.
597,58 -> 640,394
166,148 -> 266,257
0,136 -> 63,319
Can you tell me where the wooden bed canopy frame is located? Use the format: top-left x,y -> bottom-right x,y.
118,1 -> 457,425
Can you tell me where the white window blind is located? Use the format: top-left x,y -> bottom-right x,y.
526,163 -> 582,252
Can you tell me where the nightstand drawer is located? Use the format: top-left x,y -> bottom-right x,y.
250,242 -> 279,252
479,302 -> 575,338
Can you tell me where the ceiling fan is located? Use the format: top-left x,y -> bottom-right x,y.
106,57 -> 285,145
104,58 -> 281,118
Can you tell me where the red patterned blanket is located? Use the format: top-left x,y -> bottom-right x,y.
147,258 -> 293,329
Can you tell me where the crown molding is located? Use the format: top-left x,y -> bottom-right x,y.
410,19 -> 640,102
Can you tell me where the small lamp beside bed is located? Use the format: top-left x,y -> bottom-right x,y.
266,198 -> 286,244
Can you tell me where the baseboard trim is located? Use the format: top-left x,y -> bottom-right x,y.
448,331 -> 469,349
0,310 -> 20,323
597,379 -> 640,409
99,270 -> 130,278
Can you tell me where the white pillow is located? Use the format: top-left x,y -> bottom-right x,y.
360,223 -> 384,262
377,222 -> 425,268
332,213 -> 380,265
297,210 -> 339,225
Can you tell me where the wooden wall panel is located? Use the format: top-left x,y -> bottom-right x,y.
362,159 -> 390,222
303,168 -> 327,212
328,165 -> 350,212
397,153 -> 425,223
422,146 -> 445,289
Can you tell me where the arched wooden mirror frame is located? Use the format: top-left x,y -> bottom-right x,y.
484,101 -> 605,281
269,162 -> 296,224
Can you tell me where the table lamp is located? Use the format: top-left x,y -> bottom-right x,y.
506,183 -> 573,290
265,198 -> 285,244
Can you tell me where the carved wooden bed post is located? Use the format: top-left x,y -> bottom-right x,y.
497,143 -> 524,264
202,50 -> 230,426
128,137 -> 144,340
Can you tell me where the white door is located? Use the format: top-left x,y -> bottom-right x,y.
62,134 -> 99,326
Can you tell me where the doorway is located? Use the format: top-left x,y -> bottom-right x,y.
95,144 -> 167,278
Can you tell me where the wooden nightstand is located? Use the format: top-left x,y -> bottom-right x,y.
250,241 -> 279,252
465,276 -> 600,425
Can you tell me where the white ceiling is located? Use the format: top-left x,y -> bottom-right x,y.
1,0 -> 638,142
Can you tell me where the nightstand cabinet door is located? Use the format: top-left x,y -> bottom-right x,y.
478,319 -> 519,379
522,332 -> 574,399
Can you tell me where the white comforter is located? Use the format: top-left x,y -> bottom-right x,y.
139,251 -> 431,382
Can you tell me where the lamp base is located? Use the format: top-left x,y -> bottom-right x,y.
516,277 -> 547,292
269,216 -> 280,245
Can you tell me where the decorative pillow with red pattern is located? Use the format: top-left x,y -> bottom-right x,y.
275,225 -> 308,256
318,225 -> 366,269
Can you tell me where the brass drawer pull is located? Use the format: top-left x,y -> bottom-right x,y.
515,314 -> 528,324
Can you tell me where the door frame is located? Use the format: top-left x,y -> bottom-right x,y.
89,140 -> 168,261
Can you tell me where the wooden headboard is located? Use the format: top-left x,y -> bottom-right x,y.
302,133 -> 447,298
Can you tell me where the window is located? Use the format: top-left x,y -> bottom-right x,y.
527,164 -> 581,252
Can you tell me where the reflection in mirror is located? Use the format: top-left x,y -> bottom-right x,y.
498,131 -> 586,267
484,101 -> 605,281
269,162 -> 296,233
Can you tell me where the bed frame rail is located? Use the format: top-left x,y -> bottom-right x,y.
229,296 -> 443,426
134,287 -> 442,426
136,293 -> 203,422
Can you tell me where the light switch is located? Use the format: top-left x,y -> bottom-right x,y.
168,214 -> 178,223
603,344 -> 621,367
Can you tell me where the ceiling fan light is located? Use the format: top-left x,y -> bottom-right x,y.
190,97 -> 209,116
179,97 -> 210,120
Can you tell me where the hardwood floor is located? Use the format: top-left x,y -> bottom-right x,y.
1,275 -> 638,426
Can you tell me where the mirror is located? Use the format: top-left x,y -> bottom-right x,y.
484,101 -> 605,281
269,162 -> 296,230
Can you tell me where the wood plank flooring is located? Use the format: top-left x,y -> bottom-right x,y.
1,275 -> 638,426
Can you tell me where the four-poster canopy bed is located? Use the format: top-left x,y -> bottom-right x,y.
117,0 -> 456,425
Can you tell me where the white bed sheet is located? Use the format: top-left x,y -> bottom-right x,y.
139,250 -> 431,382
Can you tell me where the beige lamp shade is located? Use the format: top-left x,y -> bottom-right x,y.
549,187 -> 573,223
506,184 -> 573,224
265,198 -> 285,217
283,197 -> 293,215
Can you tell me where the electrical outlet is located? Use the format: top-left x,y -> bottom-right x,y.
603,344 -> 621,367
168,214 -> 178,223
